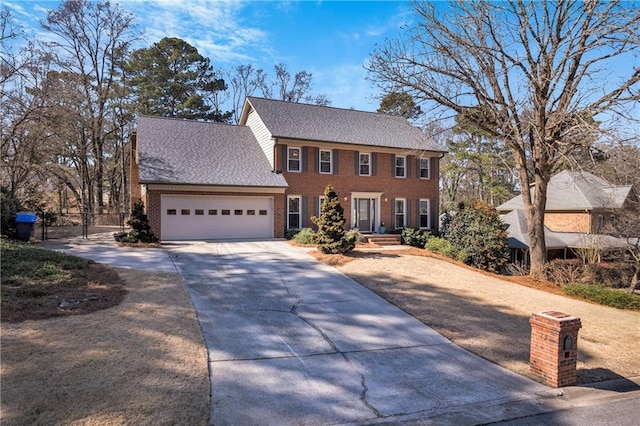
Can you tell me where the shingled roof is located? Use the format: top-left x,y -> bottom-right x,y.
501,209 -> 628,250
243,97 -> 446,152
136,116 -> 288,188
497,170 -> 633,212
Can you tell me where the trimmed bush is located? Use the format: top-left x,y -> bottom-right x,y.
448,200 -> 510,272
425,237 -> 458,259
293,228 -> 316,244
345,228 -> 363,244
285,228 -> 301,240
401,227 -> 430,248
563,284 -> 640,310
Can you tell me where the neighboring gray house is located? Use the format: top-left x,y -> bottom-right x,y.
498,170 -> 636,263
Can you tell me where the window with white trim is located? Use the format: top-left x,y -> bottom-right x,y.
288,196 -> 301,229
288,147 -> 301,172
395,198 -> 406,229
419,199 -> 431,229
419,158 -> 430,179
317,195 -> 325,216
319,149 -> 332,174
359,153 -> 371,176
395,156 -> 406,177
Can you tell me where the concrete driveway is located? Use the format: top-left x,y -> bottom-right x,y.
166,241 -> 551,425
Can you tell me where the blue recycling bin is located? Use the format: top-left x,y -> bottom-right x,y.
15,211 -> 37,242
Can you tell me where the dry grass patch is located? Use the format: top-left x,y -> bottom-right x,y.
1,268 -> 209,425
337,253 -> 640,384
308,249 -> 357,266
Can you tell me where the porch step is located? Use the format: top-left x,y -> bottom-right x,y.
362,234 -> 402,246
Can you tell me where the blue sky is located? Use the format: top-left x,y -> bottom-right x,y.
5,0 -> 415,112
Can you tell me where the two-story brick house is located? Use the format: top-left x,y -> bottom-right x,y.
131,97 -> 445,241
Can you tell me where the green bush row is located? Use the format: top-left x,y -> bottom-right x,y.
562,284 -> 640,310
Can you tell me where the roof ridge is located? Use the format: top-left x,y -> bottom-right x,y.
246,96 -> 398,117
137,115 -> 243,128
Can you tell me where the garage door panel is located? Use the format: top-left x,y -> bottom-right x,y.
161,195 -> 273,240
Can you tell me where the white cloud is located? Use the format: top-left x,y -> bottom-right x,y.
128,0 -> 270,64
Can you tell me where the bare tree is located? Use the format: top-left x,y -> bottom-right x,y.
41,0 -> 138,214
227,64 -> 268,123
1,9 -> 51,198
366,0 -> 640,278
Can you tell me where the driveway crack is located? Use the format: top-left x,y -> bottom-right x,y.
290,305 -> 383,419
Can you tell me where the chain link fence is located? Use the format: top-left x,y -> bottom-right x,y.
38,212 -> 130,240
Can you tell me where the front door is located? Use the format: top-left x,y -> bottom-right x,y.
357,198 -> 372,232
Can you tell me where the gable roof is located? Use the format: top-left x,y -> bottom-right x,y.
241,97 -> 446,152
497,170 -> 633,212
136,116 -> 288,188
501,209 -> 628,250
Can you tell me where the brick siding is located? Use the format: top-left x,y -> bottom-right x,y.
277,145 -> 440,233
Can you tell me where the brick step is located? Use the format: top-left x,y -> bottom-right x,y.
362,235 -> 402,246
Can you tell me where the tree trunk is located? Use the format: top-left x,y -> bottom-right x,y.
629,266 -> 639,294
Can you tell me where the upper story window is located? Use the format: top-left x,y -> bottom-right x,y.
359,153 -> 371,176
319,149 -> 332,174
419,158 -> 430,179
395,156 -> 406,178
288,147 -> 301,172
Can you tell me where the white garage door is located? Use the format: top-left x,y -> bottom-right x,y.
161,195 -> 274,240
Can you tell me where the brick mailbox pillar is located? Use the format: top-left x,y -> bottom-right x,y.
530,311 -> 582,387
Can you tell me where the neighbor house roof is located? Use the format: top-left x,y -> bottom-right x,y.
136,116 -> 288,188
501,209 -> 628,251
497,170 -> 633,212
241,97 -> 446,152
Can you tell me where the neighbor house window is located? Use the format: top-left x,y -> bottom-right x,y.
359,153 -> 371,176
395,199 -> 406,228
259,210 -> 268,216
167,209 -> 177,215
288,147 -> 301,172
208,209 -> 217,215
288,196 -> 301,229
395,156 -> 406,177
319,149 -> 332,174
419,158 -> 430,179
181,209 -> 190,215
195,209 -> 204,215
419,199 -> 431,229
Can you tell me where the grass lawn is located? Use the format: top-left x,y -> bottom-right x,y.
1,239 -> 126,322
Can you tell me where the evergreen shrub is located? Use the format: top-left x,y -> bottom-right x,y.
312,185 -> 355,254
122,200 -> 158,243
448,200 -> 509,272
